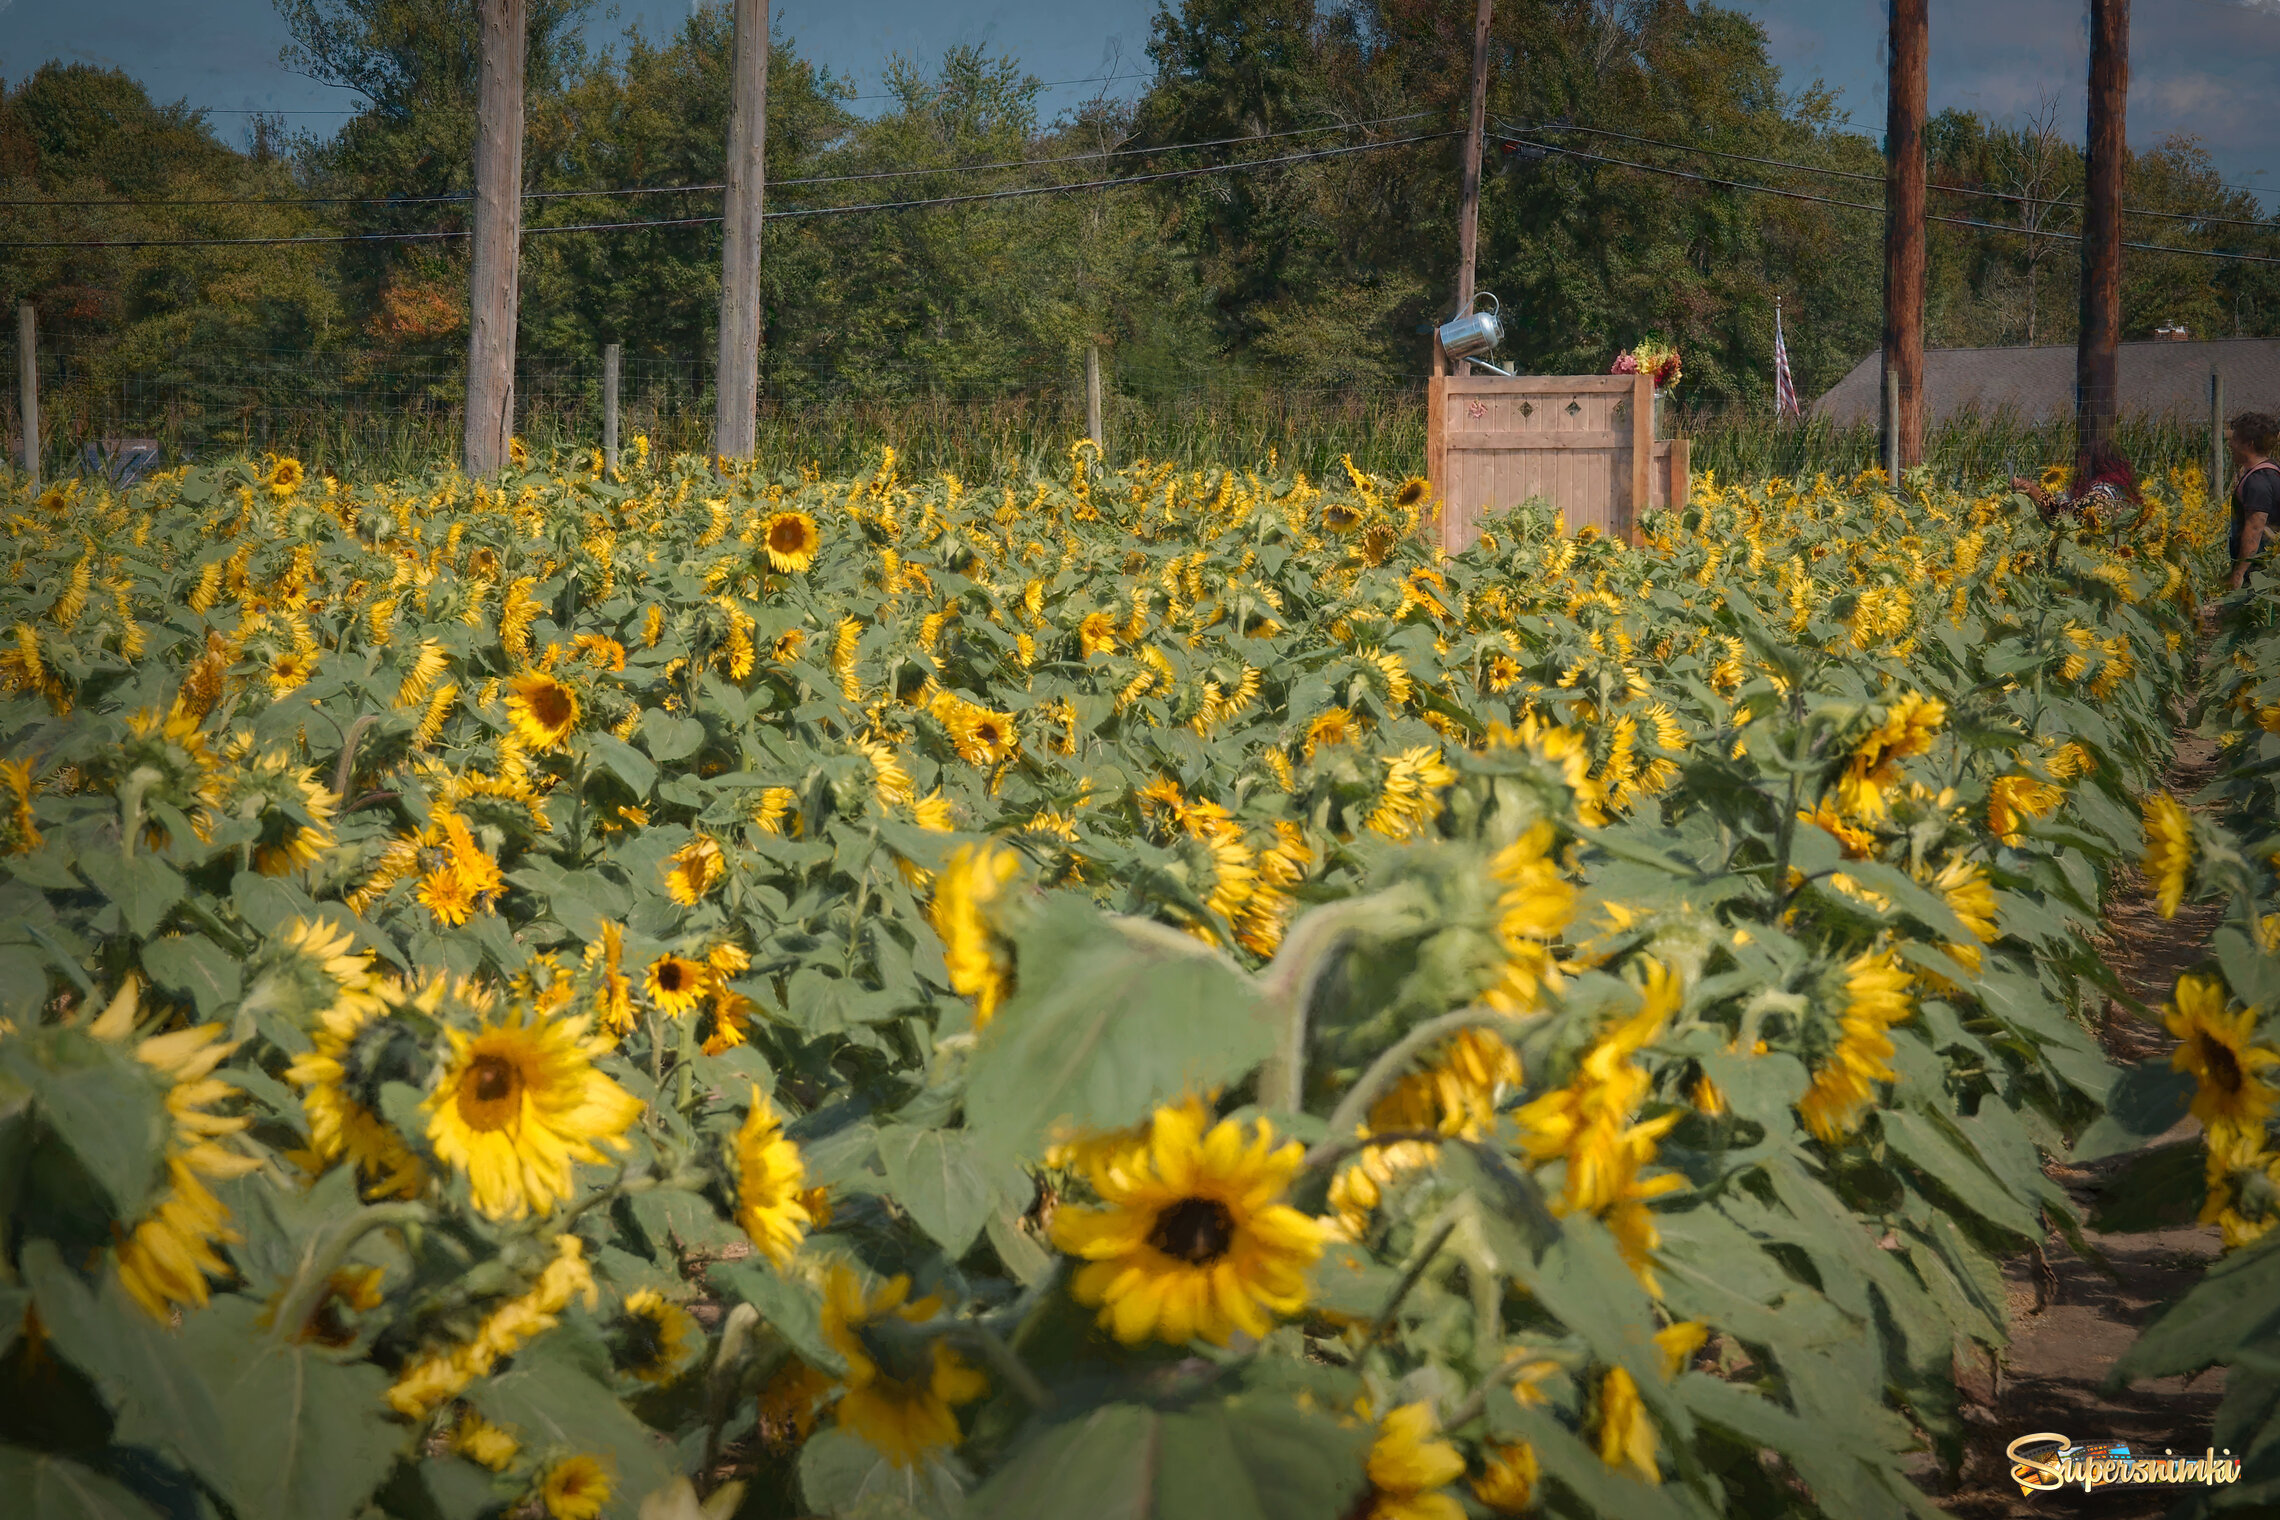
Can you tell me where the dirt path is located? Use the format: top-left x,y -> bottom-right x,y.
1937,730 -> 2230,1519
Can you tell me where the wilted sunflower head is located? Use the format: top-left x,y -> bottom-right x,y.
664,835 -> 725,906
505,671 -> 580,751
1392,476 -> 1429,509
763,511 -> 821,573
1322,501 -> 1365,534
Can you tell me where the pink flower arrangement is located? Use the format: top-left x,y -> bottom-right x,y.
1609,339 -> 1682,389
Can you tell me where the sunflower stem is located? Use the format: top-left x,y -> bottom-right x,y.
1257,883 -> 1436,1116
1370,1215 -> 1459,1342
1305,1007 -> 1518,1172
268,1201 -> 429,1347
951,1324 -> 1053,1412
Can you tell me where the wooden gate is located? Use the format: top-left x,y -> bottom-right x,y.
1425,370 -> 1690,552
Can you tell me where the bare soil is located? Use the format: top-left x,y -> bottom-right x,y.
1935,730 -> 2232,1520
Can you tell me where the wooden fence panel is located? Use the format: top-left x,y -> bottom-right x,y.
1426,371 -> 1689,552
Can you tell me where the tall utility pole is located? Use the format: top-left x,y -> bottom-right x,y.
2079,0 -> 2129,458
715,0 -> 769,462
465,0 -> 526,477
16,303 -> 38,492
1882,0 -> 1928,474
1449,0 -> 1494,375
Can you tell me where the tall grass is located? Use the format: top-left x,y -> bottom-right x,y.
1671,404 -> 2213,488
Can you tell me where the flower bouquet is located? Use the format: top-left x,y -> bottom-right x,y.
1609,338 -> 1682,390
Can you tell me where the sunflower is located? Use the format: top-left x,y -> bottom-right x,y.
284,942 -> 429,1199
416,813 -> 505,927
1359,1403 -> 1465,1520
1596,1366 -> 1658,1481
2200,1127 -> 2280,1250
2038,462 -> 2069,491
1365,745 -> 1456,840
1798,949 -> 1914,1144
1483,651 -> 1522,693
505,671 -> 580,751
729,1089 -> 816,1268
422,983 -> 645,1220
584,921 -> 636,1036
0,755 -> 39,855
1472,1442 -> 1541,1514
202,748 -> 337,876
2142,792 -> 2193,919
92,992 -> 263,1321
611,1290 -> 699,1384
2163,974 -> 2279,1144
453,1411 -> 522,1472
267,455 -> 305,496
1987,773 -> 2063,846
1323,501 -> 1365,533
268,649 -> 318,698
859,739 -> 914,805
1304,706 -> 1355,759
645,953 -> 709,1016
537,1454 -> 610,1520
1392,475 -> 1430,509
1482,821 -> 1578,1014
1078,610 -> 1119,657
821,1265 -> 987,1469
665,835 -> 725,906
1049,1101 -> 1325,1346
930,843 -> 1022,1027
1932,856 -> 2000,973
762,511 -> 820,573
933,692 -> 1020,766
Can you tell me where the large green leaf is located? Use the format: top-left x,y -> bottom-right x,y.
962,1398 -> 1369,1520
964,898 -> 1274,1165
1,1031 -> 167,1221
76,855 -> 184,942
875,1125 -> 1005,1258
0,1446 -> 165,1520
2069,1059 -> 2195,1162
1877,1109 -> 2040,1240
470,1334 -> 677,1518
174,1298 -> 406,1520
799,1429 -> 964,1520
2111,1234 -> 2280,1385
140,934 -> 243,1019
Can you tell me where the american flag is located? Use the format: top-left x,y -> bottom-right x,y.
1774,300 -> 1801,418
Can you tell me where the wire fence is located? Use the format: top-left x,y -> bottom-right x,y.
2,333 -> 2226,488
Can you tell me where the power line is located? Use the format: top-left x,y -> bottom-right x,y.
1497,134 -> 2280,266
1502,118 -> 2280,233
0,112 -> 1437,210
0,132 -> 1458,249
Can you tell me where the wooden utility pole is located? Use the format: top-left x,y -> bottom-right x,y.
1449,0 -> 1494,375
602,342 -> 622,475
715,0 -> 769,461
2079,0 -> 2129,457
1084,345 -> 1104,452
1882,0 -> 1928,473
16,303 -> 38,492
465,0 -> 526,478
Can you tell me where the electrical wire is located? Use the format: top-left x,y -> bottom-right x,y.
0,131 -> 1458,249
1499,118 -> 2280,232
0,111 -> 1437,210
1497,133 -> 2280,266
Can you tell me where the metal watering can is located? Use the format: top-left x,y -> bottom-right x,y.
1437,293 -> 1513,375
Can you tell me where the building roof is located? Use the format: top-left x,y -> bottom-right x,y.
1813,337 -> 2280,425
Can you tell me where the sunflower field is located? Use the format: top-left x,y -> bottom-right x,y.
0,440 -> 2270,1520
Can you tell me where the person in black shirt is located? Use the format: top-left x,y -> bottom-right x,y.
2228,411 -> 2279,591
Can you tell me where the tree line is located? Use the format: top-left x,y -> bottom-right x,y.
4,0 -> 2276,424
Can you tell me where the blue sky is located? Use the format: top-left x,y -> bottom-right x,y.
0,0 -> 2273,202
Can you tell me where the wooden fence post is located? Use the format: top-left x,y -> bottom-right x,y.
465,0 -> 526,477
1426,373 -> 1449,547
1452,0 -> 1493,375
1627,369 -> 1650,544
714,0 -> 768,461
16,302 -> 38,492
2211,367 -> 2227,505
603,342 -> 621,475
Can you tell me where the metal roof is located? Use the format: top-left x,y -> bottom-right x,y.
1813,337 -> 2280,425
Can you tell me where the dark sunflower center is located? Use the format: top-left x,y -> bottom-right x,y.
2202,1036 -> 2244,1097
975,722 -> 1002,746
612,1312 -> 666,1373
530,683 -> 573,727
659,963 -> 691,993
471,1056 -> 516,1103
1149,1197 -> 1236,1265
771,521 -> 807,552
